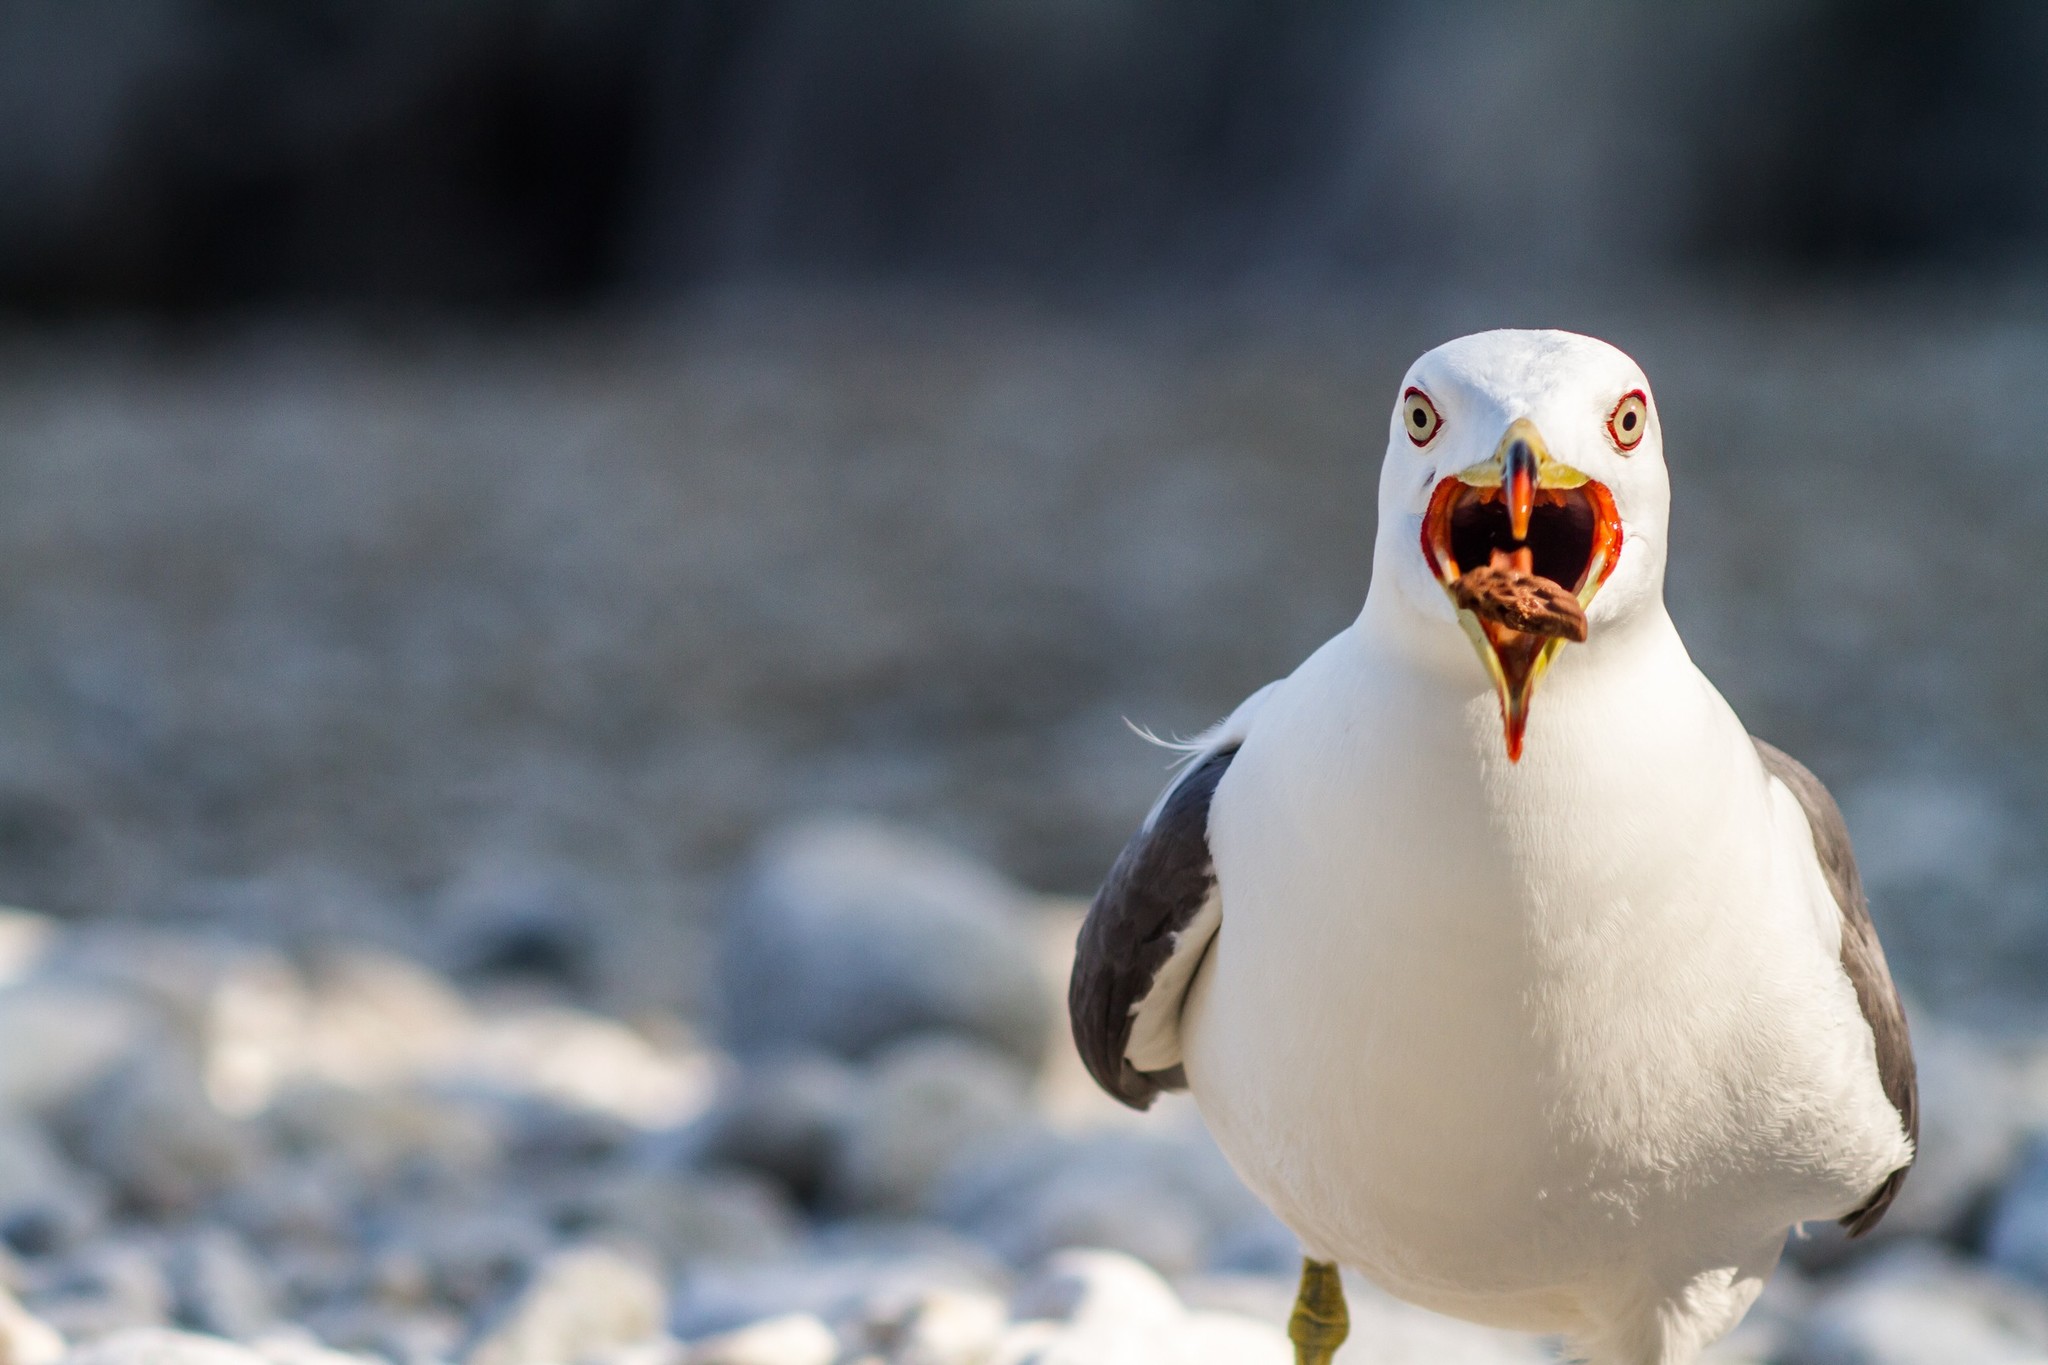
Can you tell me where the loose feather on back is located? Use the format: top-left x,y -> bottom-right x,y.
1756,737 -> 1917,1235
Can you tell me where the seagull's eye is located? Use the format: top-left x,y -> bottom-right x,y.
1402,388 -> 1441,447
1608,390 -> 1648,451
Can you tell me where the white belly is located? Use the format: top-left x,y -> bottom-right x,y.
1178,623 -> 1909,1335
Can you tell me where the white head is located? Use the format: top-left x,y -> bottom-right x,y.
1368,329 -> 1671,759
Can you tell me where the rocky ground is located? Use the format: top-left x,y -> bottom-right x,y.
0,815 -> 2033,1365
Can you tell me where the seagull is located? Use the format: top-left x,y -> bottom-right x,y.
1069,330 -> 1916,1365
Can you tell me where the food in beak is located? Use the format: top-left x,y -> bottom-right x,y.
1420,468 -> 1622,762
1451,551 -> 1587,642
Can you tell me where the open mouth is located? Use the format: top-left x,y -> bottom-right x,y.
1421,475 -> 1623,760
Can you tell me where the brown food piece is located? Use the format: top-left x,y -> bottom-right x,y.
1451,563 -> 1588,642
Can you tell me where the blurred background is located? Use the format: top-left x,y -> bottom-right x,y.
0,4 -> 2045,1362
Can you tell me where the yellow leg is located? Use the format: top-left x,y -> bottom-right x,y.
1288,1258 -> 1349,1365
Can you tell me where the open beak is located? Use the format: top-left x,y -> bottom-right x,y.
1419,418 -> 1624,762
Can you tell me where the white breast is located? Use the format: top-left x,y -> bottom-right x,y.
1178,611 -> 1910,1335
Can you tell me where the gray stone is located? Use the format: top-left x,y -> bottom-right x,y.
550,1168 -> 797,1270
1784,1245 -> 2048,1365
691,1053 -> 861,1204
1988,1139 -> 2048,1288
670,1239 -> 1005,1343
468,1245 -> 668,1365
399,1202 -> 555,1310
65,1329 -> 269,1365
27,1242 -> 174,1340
0,1115 -> 106,1256
827,1036 -> 1033,1215
264,1084 -> 501,1189
54,1048 -> 266,1217
0,981 -> 154,1113
167,1228 -> 277,1342
936,1127 -> 1276,1277
720,819 -> 1051,1067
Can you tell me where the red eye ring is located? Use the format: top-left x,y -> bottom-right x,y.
1402,388 -> 1442,446
1608,390 -> 1648,451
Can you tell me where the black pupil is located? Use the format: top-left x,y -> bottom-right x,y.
1622,410 -> 1636,430
1412,408 -> 1427,426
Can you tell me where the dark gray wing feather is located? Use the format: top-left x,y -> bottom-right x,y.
1068,746 -> 1236,1110
1755,738 -> 1917,1236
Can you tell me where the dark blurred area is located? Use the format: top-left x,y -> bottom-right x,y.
7,0 -> 2048,316
0,0 -> 2043,1029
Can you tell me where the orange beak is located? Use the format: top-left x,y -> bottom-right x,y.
1419,420 -> 1624,762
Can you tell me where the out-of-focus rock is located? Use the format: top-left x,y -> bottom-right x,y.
827,1036 -> 1033,1215
265,1084 -> 500,1187
0,981 -> 153,1113
721,819 -> 1051,1067
458,1007 -> 716,1130
245,1328 -> 385,1365
683,1313 -> 836,1365
466,1245 -> 666,1365
1783,1244 -> 2048,1365
28,1243 -> 175,1340
669,1236 -> 1005,1344
434,856 -> 601,996
166,1228 -> 276,1342
0,1283 -> 62,1365
551,1169 -> 796,1270
881,1287 -> 1007,1365
937,1129 -> 1278,1277
691,1053 -> 861,1204
55,1050 -> 265,1216
64,1328 -> 269,1365
1010,1250 -> 1183,1340
400,1203 -> 555,1311
1988,1140 -> 2048,1289
0,1116 -> 106,1256
996,1250 -> 1197,1365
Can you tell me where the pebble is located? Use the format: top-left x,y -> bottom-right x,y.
167,1228 -> 278,1341
720,818 -> 1052,1067
1785,1250 -> 2048,1364
827,1036 -> 1033,1215
56,1048 -> 266,1216
690,1052 -> 862,1205
65,1329 -> 269,1365
0,1283 -> 62,1365
466,1245 -> 667,1365
684,1313 -> 836,1365
549,1168 -> 796,1270
937,1128 -> 1277,1276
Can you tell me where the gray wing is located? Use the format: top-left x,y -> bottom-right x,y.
1755,738 -> 1918,1236
1068,745 -> 1236,1110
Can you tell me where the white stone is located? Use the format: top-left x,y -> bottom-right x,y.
893,1288 -> 1007,1365
1009,1251 -> 1185,1349
685,1313 -> 837,1365
0,1284 -> 62,1365
64,1329 -> 269,1365
468,1246 -> 668,1365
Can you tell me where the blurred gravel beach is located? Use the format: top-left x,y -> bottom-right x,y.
0,285 -> 2041,1021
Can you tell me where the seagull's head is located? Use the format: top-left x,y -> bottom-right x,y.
1374,329 -> 1670,761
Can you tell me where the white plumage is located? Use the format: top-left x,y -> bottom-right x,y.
1087,330 -> 1914,1365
